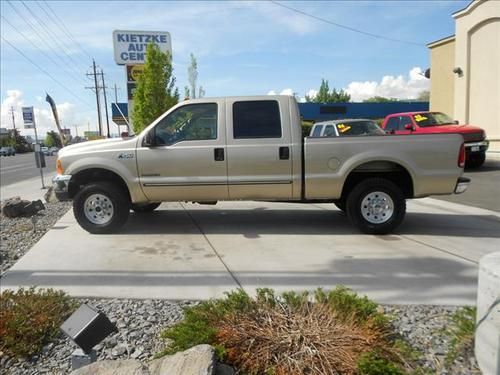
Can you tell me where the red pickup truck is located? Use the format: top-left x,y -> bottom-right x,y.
381,111 -> 489,168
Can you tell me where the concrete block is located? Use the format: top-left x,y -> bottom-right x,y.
475,252 -> 500,375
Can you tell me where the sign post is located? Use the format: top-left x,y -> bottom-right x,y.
112,30 -> 171,131
22,106 -> 45,189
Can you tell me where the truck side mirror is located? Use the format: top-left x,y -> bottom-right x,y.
142,130 -> 156,147
404,124 -> 414,131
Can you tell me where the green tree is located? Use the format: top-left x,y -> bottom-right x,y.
306,79 -> 351,103
1,129 -> 31,152
185,53 -> 205,99
417,90 -> 430,102
44,131 -> 62,148
132,43 -> 179,133
363,96 -> 399,103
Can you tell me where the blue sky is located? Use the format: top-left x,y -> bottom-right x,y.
1,0 -> 469,136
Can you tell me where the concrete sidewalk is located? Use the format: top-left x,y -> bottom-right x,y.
2,198 -> 499,305
0,173 -> 55,202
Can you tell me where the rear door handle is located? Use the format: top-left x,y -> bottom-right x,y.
214,148 -> 224,161
279,146 -> 290,160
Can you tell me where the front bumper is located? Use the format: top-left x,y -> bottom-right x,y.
465,140 -> 489,154
454,177 -> 471,194
52,174 -> 72,201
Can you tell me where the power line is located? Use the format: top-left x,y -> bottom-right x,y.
1,35 -> 94,109
270,1 -> 425,47
1,15 -> 88,87
6,1 -> 87,80
18,0 -> 89,72
38,1 -> 93,60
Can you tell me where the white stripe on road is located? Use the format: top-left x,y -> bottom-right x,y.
0,163 -> 35,171
0,165 -> 39,174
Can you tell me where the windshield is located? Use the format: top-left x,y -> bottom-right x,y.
335,121 -> 385,137
412,112 -> 454,127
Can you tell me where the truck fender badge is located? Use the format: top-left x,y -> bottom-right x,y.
118,153 -> 134,159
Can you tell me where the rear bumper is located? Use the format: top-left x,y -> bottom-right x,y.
465,140 -> 489,154
52,174 -> 72,201
454,177 -> 471,194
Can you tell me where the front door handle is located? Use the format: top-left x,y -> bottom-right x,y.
214,148 -> 224,161
279,146 -> 290,160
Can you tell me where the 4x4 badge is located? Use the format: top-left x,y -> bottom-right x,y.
118,153 -> 134,159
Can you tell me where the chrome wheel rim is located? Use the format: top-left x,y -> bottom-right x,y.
360,191 -> 394,224
84,194 -> 114,225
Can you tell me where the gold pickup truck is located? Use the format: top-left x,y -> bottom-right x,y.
53,96 -> 469,235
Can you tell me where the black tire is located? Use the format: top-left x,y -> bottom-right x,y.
334,200 -> 346,212
346,178 -> 406,235
131,202 -> 161,213
73,182 -> 130,234
466,152 -> 485,168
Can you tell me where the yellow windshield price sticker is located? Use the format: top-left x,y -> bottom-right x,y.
414,114 -> 428,122
337,124 -> 351,133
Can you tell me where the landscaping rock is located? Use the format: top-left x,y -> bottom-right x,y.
70,359 -> 148,375
215,362 -> 236,375
1,197 -> 45,218
44,186 -> 59,203
148,344 -> 215,375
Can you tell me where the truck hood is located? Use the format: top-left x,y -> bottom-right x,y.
419,124 -> 484,134
59,137 -> 138,157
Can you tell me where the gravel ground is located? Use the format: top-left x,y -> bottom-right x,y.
384,305 -> 480,375
0,201 -> 71,276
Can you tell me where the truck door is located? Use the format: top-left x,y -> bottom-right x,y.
225,97 -> 293,200
136,100 -> 228,202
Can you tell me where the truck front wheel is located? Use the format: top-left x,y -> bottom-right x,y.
346,178 -> 406,234
73,182 -> 130,234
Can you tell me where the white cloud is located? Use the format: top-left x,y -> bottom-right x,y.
267,88 -> 295,96
305,89 -> 318,100
279,88 -> 294,96
1,90 -> 77,138
345,67 -> 429,102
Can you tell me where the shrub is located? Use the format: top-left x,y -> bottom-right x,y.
0,287 -> 76,358
445,306 -> 476,365
160,287 -> 404,375
357,351 -> 404,375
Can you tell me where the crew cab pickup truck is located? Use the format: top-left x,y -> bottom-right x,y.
381,111 -> 489,168
53,96 -> 469,235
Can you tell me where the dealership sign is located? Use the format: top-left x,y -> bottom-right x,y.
22,106 -> 35,129
113,30 -> 171,65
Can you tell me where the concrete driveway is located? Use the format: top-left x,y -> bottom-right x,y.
2,198 -> 499,305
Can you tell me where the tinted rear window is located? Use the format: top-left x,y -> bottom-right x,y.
233,101 -> 282,139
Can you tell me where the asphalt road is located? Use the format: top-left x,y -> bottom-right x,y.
434,157 -> 500,212
0,152 -> 57,186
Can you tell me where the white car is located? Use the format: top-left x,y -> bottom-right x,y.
310,119 -> 386,137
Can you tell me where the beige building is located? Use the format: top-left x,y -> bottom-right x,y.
428,0 -> 500,152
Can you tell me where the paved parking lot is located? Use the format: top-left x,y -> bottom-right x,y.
2,198 -> 499,305
435,157 -> 500,211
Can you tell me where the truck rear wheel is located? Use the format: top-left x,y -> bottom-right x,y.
131,202 -> 161,213
346,178 -> 406,234
73,182 -> 130,234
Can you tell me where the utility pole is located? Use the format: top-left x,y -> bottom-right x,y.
114,83 -> 119,103
86,60 -> 103,137
74,124 -> 79,137
9,106 -> 16,130
100,70 -> 111,138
